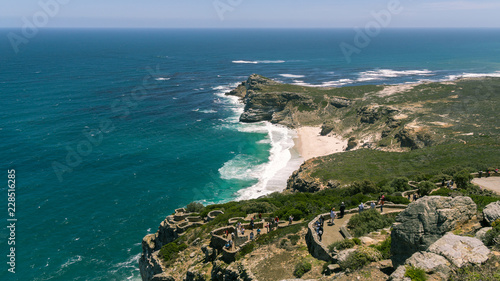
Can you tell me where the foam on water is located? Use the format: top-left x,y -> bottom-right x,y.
232,60 -> 285,64
280,74 -> 305,78
357,69 -> 434,82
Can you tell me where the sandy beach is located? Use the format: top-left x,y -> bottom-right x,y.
295,126 -> 347,160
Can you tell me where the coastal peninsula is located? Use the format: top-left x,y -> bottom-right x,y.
140,75 -> 500,281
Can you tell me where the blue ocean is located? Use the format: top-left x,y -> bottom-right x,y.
1,29 -> 500,280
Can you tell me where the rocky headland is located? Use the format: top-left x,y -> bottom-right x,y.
140,75 -> 500,280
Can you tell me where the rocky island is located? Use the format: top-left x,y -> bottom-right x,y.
140,75 -> 500,281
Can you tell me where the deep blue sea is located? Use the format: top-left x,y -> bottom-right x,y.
1,29 -> 500,280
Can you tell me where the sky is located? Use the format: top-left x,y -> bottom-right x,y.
1,0 -> 500,28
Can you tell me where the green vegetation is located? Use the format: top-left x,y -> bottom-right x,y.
347,210 -> 397,237
404,266 -> 428,281
256,223 -> 305,245
159,241 -> 188,266
339,247 -> 381,271
384,195 -> 410,205
235,242 -> 256,260
310,143 -> 500,186
370,236 -> 391,259
186,202 -> 205,213
454,169 -> 474,189
288,234 -> 300,246
293,259 -> 312,278
484,219 -> 500,248
198,189 -> 376,228
417,181 -> 435,196
449,255 -> 500,281
328,238 -> 361,253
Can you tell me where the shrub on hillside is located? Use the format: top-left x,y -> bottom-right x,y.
339,246 -> 382,271
293,259 -> 312,278
159,242 -> 188,264
390,177 -> 411,192
405,266 -> 428,281
186,202 -> 205,213
417,181 -> 435,196
328,239 -> 356,253
385,195 -> 410,205
347,210 -> 397,237
484,219 -> 500,247
288,234 -> 300,245
370,236 -> 391,259
349,180 -> 380,195
454,169 -> 473,189
241,201 -> 277,214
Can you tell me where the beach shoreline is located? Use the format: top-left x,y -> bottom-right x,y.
294,126 -> 347,161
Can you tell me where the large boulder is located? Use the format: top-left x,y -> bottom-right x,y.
428,233 -> 490,268
391,196 -> 477,266
475,227 -> 493,243
483,201 -> 500,225
405,251 -> 451,278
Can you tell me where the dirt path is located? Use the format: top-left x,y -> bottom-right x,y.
472,177 -> 500,195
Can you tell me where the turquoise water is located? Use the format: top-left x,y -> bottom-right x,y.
1,29 -> 500,280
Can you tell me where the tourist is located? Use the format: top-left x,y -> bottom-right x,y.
330,207 -> 336,225
442,179 -> 446,187
237,221 -> 241,230
380,199 -> 384,213
225,229 -> 229,238
479,170 -> 483,178
413,193 -> 418,201
225,240 -> 232,249
288,215 -> 294,225
231,232 -> 235,240
257,228 -> 261,235
487,170 -> 491,177
407,194 -> 411,201
319,215 -> 324,226
258,213 -> 262,219
250,232 -> 254,240
340,202 -> 345,218
250,218 -> 254,230
318,226 -> 323,241
370,201 -> 376,209
358,203 -> 364,213
495,168 -> 499,174
241,227 -> 245,236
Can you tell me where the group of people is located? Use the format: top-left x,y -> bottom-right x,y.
479,169 -> 498,178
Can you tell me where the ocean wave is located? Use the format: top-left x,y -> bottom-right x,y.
279,74 -> 305,78
357,69 -> 434,82
292,78 -> 354,87
60,255 -> 83,269
213,82 -> 244,119
445,71 -> 500,80
232,60 -> 285,64
155,77 -> 170,81
235,123 -> 304,200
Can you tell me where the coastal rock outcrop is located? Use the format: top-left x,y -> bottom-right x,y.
391,196 -> 477,266
405,251 -> 451,277
211,260 -> 255,281
357,105 -> 398,124
428,233 -> 490,267
483,201 -> 500,225
287,161 -> 322,192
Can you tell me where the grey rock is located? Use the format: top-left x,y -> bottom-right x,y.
389,265 -> 411,281
190,252 -> 196,258
151,273 -> 175,281
335,248 -> 357,264
329,97 -> 352,108
405,251 -> 451,276
475,227 -> 493,243
483,201 -> 500,225
324,264 -> 341,275
391,196 -> 477,266
185,268 -> 205,281
428,233 -> 490,268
